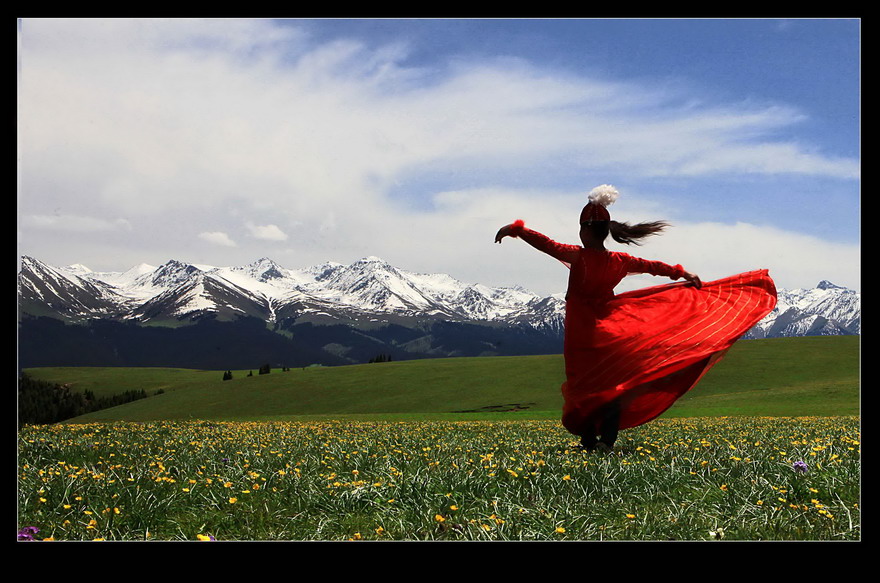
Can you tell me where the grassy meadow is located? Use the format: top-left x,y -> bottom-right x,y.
23,335 -> 860,422
18,336 -> 860,541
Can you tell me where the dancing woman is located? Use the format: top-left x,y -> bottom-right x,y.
495,185 -> 777,452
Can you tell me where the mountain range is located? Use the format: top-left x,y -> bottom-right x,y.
17,255 -> 859,369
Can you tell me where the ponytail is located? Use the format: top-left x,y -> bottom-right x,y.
608,220 -> 670,245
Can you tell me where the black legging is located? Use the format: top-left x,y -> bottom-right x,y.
580,398 -> 621,450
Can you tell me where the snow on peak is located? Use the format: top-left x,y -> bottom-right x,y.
250,257 -> 280,268
65,263 -> 92,274
355,256 -> 388,266
239,257 -> 285,281
817,280 -> 844,290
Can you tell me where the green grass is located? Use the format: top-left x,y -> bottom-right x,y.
18,336 -> 860,541
17,416 -> 860,541
23,335 -> 860,422
671,336 -> 860,417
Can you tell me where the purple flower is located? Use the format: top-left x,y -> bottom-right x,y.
792,461 -> 809,474
17,526 -> 40,541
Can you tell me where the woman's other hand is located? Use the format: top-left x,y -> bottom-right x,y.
683,271 -> 702,289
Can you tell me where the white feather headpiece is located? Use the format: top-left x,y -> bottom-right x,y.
588,184 -> 619,207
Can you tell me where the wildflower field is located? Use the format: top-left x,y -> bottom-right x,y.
18,415 -> 860,541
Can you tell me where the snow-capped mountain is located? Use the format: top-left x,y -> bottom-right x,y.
17,255 -> 566,331
17,255 -> 860,369
17,256 -> 136,320
747,280 -> 860,338
18,255 -> 859,339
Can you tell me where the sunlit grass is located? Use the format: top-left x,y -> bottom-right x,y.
18,416 -> 859,541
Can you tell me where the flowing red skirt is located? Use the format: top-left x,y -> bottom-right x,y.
560,269 -> 777,436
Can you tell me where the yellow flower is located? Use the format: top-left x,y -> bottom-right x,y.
196,534 -> 214,541
450,505 -> 459,511
228,497 -> 238,504
562,475 -> 572,481
434,514 -> 446,523
626,514 -> 636,519
555,527 -> 566,534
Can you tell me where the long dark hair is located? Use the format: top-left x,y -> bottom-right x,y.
581,220 -> 670,246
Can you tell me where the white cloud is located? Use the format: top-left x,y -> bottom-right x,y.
198,231 -> 237,247
21,213 -> 132,233
18,19 -> 858,217
247,222 -> 288,241
17,19 -> 859,294
618,220 -> 860,293
366,187 -> 860,297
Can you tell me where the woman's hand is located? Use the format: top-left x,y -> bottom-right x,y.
494,224 -> 514,244
682,271 -> 702,289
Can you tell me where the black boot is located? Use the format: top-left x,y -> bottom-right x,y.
594,441 -> 613,454
598,399 -> 621,452
580,434 -> 598,451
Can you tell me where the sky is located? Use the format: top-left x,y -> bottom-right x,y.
17,18 -> 860,296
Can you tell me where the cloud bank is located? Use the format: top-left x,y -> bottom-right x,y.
18,18 -> 859,294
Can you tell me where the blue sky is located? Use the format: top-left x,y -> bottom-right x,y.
17,18 -> 860,295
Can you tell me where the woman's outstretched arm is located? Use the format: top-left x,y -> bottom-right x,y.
625,254 -> 702,288
495,220 -> 581,264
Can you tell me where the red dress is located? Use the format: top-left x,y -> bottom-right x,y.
515,226 -> 777,437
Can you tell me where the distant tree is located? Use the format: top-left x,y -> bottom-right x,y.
258,363 -> 271,375
247,371 -> 253,377
18,373 -> 148,426
368,353 -> 393,363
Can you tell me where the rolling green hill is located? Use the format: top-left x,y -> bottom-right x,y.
22,335 -> 860,423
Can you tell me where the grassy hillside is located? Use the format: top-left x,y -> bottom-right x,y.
22,335 -> 860,423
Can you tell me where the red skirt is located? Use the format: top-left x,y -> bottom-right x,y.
560,269 -> 777,436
